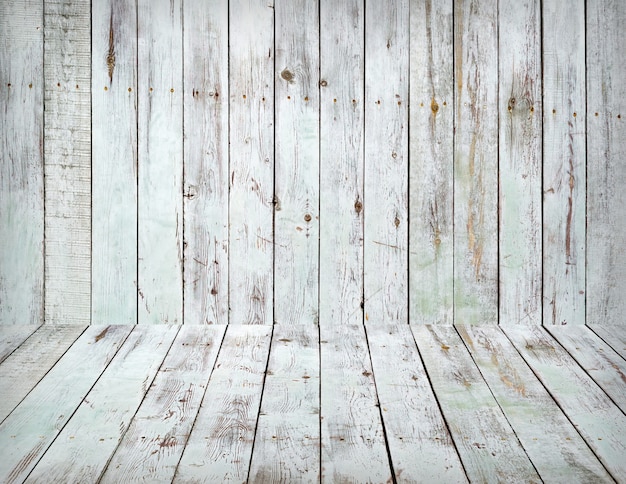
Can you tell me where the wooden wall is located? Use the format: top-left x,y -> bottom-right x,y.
1,0 -> 624,326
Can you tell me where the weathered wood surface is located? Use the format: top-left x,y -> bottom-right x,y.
0,325 -> 41,364
363,0 -> 409,324
412,325 -> 541,483
182,0 -> 229,325
0,0 -> 44,325
273,0 -> 320,327
589,324 -> 626,360
228,0 -> 275,325
456,324 -> 613,482
318,0 -> 364,326
453,0 -> 499,325
503,324 -> 626,480
542,0 -> 586,326
173,325 -> 272,482
91,0 -> 138,323
43,0 -> 91,325
248,325 -> 320,482
586,0 -> 626,327
409,0 -> 454,325
498,0 -> 542,326
366,322 -> 466,482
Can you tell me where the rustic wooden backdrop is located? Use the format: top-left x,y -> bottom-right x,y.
0,0 -> 624,326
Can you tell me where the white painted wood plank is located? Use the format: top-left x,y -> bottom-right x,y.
542,0 -> 586,326
91,0 -> 138,323
363,0 -> 409,324
183,0 -> 229,325
43,0 -> 91,324
173,325 -> 272,482
498,0 -> 542,326
26,325 -> 179,483
319,323 -> 392,483
228,0 -> 275,325
0,324 -> 86,422
588,324 -> 626,360
274,0 -> 320,327
366,322 -> 466,482
586,0 -> 626,327
0,325 -> 41,364
248,325 -> 320,482
409,0 -> 454,325
456,324 -> 613,482
503,324 -> 626,480
100,325 -> 226,483
0,0 -> 44,325
546,325 -> 626,412
453,0 -> 498,325
137,0 -> 183,324
319,0 -> 364,325
411,325 -> 541,483
0,325 -> 132,483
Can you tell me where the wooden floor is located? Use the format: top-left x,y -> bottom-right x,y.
0,324 -> 625,483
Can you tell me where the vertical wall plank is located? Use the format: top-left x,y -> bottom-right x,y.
319,0 -> 364,325
92,0 -> 137,324
229,0 -> 275,325
274,0 -> 320,326
0,0 -> 44,325
543,0 -> 586,325
183,0 -> 229,325
44,0 -> 91,324
364,0 -> 409,324
137,0 -> 183,324
409,0 -> 454,325
498,0 -> 542,326
453,0 -> 499,325
587,0 -> 626,327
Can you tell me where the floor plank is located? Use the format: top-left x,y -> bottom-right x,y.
173,325 -> 272,483
0,325 -> 132,483
366,322 -> 467,482
99,325 -> 226,483
503,324 -> 626,480
25,325 -> 179,483
319,324 -> 392,483
588,324 -> 626,360
411,325 -> 541,483
0,324 -> 87,422
248,325 -> 320,482
456,324 -> 613,482
0,325 -> 41,364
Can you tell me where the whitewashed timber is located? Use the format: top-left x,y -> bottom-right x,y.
589,325 -> 626,360
0,324 -> 40,364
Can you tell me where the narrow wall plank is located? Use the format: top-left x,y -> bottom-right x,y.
587,0 -> 626,327
274,0 -> 320,326
0,324 -> 86,422
99,325 -> 226,483
453,0 -> 498,325
0,325 -> 132,483
366,322 -> 466,482
0,325 -> 41,364
26,325 -> 179,483
91,0 -> 137,323
456,324 -> 613,482
588,324 -> 626,360
43,0 -> 91,324
412,325 -> 541,482
364,0 -> 409,324
503,324 -> 626,480
542,0 -> 586,326
173,325 -> 272,482
409,0 -> 454,325
228,0 -> 275,325
320,324 -> 392,482
498,0 -> 542,326
0,0 -> 44,325
137,0 -> 183,324
319,0 -> 364,325
183,0 -> 229,325
249,325 -> 320,482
